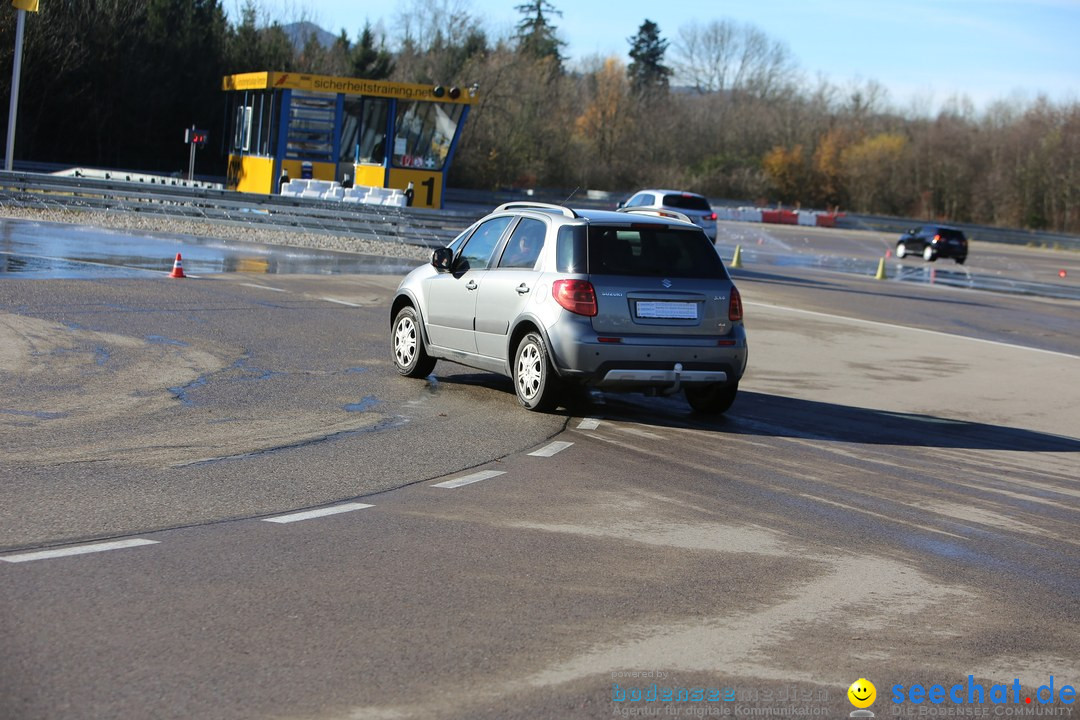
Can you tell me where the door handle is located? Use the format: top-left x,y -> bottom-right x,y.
516,283 -> 530,294
466,280 -> 477,290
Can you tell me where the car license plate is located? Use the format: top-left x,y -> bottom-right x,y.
636,301 -> 697,319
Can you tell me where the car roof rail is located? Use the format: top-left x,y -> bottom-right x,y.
617,207 -> 694,225
494,201 -> 578,218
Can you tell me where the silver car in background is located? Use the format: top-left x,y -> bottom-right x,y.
618,189 -> 719,241
390,202 -> 747,413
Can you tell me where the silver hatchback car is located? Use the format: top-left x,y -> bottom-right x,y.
390,202 -> 747,413
618,189 -> 718,240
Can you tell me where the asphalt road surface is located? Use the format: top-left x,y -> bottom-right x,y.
1,222 -> 1079,720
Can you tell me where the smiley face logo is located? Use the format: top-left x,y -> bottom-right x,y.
848,678 -> 877,708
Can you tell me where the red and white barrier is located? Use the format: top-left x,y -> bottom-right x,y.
717,206 -> 842,228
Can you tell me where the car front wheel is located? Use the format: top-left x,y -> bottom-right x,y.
685,382 -> 738,415
513,332 -> 560,411
392,306 -> 437,378
896,242 -> 907,258
923,245 -> 937,262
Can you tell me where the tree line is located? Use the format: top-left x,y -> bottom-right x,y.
1,0 -> 1078,233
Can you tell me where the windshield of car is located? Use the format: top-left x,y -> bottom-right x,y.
585,226 -> 727,278
662,194 -> 711,212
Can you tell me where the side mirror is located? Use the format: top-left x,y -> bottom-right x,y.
432,247 -> 454,271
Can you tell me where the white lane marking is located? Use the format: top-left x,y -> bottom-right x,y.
239,283 -> 287,293
432,470 -> 506,489
262,502 -> 373,524
744,300 -> 1079,360
1,538 -> 159,563
322,297 -> 362,307
528,441 -> 574,457
577,418 -> 601,430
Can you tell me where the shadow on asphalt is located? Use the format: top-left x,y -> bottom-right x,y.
592,390 -> 1080,452
433,369 -> 1079,452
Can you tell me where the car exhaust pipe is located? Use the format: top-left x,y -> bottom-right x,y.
661,363 -> 684,396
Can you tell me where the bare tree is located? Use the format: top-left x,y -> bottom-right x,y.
390,0 -> 488,83
672,19 -> 796,99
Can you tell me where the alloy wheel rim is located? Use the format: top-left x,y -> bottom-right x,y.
517,342 -> 541,400
395,317 -> 416,367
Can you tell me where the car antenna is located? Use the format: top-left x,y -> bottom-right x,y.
563,187 -> 580,203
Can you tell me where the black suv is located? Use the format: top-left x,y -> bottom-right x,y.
896,225 -> 968,264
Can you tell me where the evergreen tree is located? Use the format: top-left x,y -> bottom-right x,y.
225,1 -> 296,73
514,0 -> 564,70
351,23 -> 394,79
627,20 -> 671,96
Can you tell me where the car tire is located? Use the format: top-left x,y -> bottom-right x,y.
923,245 -> 936,262
685,382 -> 738,415
392,306 -> 436,378
896,242 -> 907,258
955,256 -> 966,265
513,332 -> 560,411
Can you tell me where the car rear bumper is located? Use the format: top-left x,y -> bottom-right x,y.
594,364 -> 729,388
546,319 -> 747,388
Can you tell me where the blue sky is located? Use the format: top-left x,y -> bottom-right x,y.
228,0 -> 1080,113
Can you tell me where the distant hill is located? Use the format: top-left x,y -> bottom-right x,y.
282,21 -> 337,50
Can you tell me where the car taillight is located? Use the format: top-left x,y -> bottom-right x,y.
728,287 -> 743,322
707,212 -> 717,221
553,279 -> 597,317
933,234 -> 941,243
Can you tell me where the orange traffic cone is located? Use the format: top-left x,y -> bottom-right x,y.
169,253 -> 186,278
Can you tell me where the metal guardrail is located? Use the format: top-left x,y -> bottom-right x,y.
449,187 -> 1080,251
5,170 -> 1077,255
0,171 -> 479,250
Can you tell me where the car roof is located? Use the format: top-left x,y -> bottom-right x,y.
633,189 -> 707,199
575,208 -> 694,228
487,203 -> 700,232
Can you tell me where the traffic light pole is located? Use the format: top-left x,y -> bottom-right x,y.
188,125 -> 197,181
5,8 -> 27,172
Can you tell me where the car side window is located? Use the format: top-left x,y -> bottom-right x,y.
556,225 -> 587,273
498,218 -> 546,269
458,216 -> 513,271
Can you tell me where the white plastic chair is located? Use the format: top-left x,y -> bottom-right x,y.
280,179 -> 307,197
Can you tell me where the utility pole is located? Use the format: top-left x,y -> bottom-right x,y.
5,1 -> 39,171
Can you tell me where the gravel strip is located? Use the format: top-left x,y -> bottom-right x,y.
0,206 -> 434,261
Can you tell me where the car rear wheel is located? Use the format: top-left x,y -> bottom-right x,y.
896,242 -> 907,258
685,382 -> 738,415
392,306 -> 436,378
923,245 -> 936,262
955,256 -> 966,265
513,332 -> 560,411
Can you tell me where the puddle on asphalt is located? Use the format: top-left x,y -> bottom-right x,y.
344,395 -> 380,412
3,217 -> 1074,299
0,218 -> 418,278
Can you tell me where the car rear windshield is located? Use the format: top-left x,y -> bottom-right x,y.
662,194 -> 711,212
937,228 -> 966,241
556,225 -> 727,278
